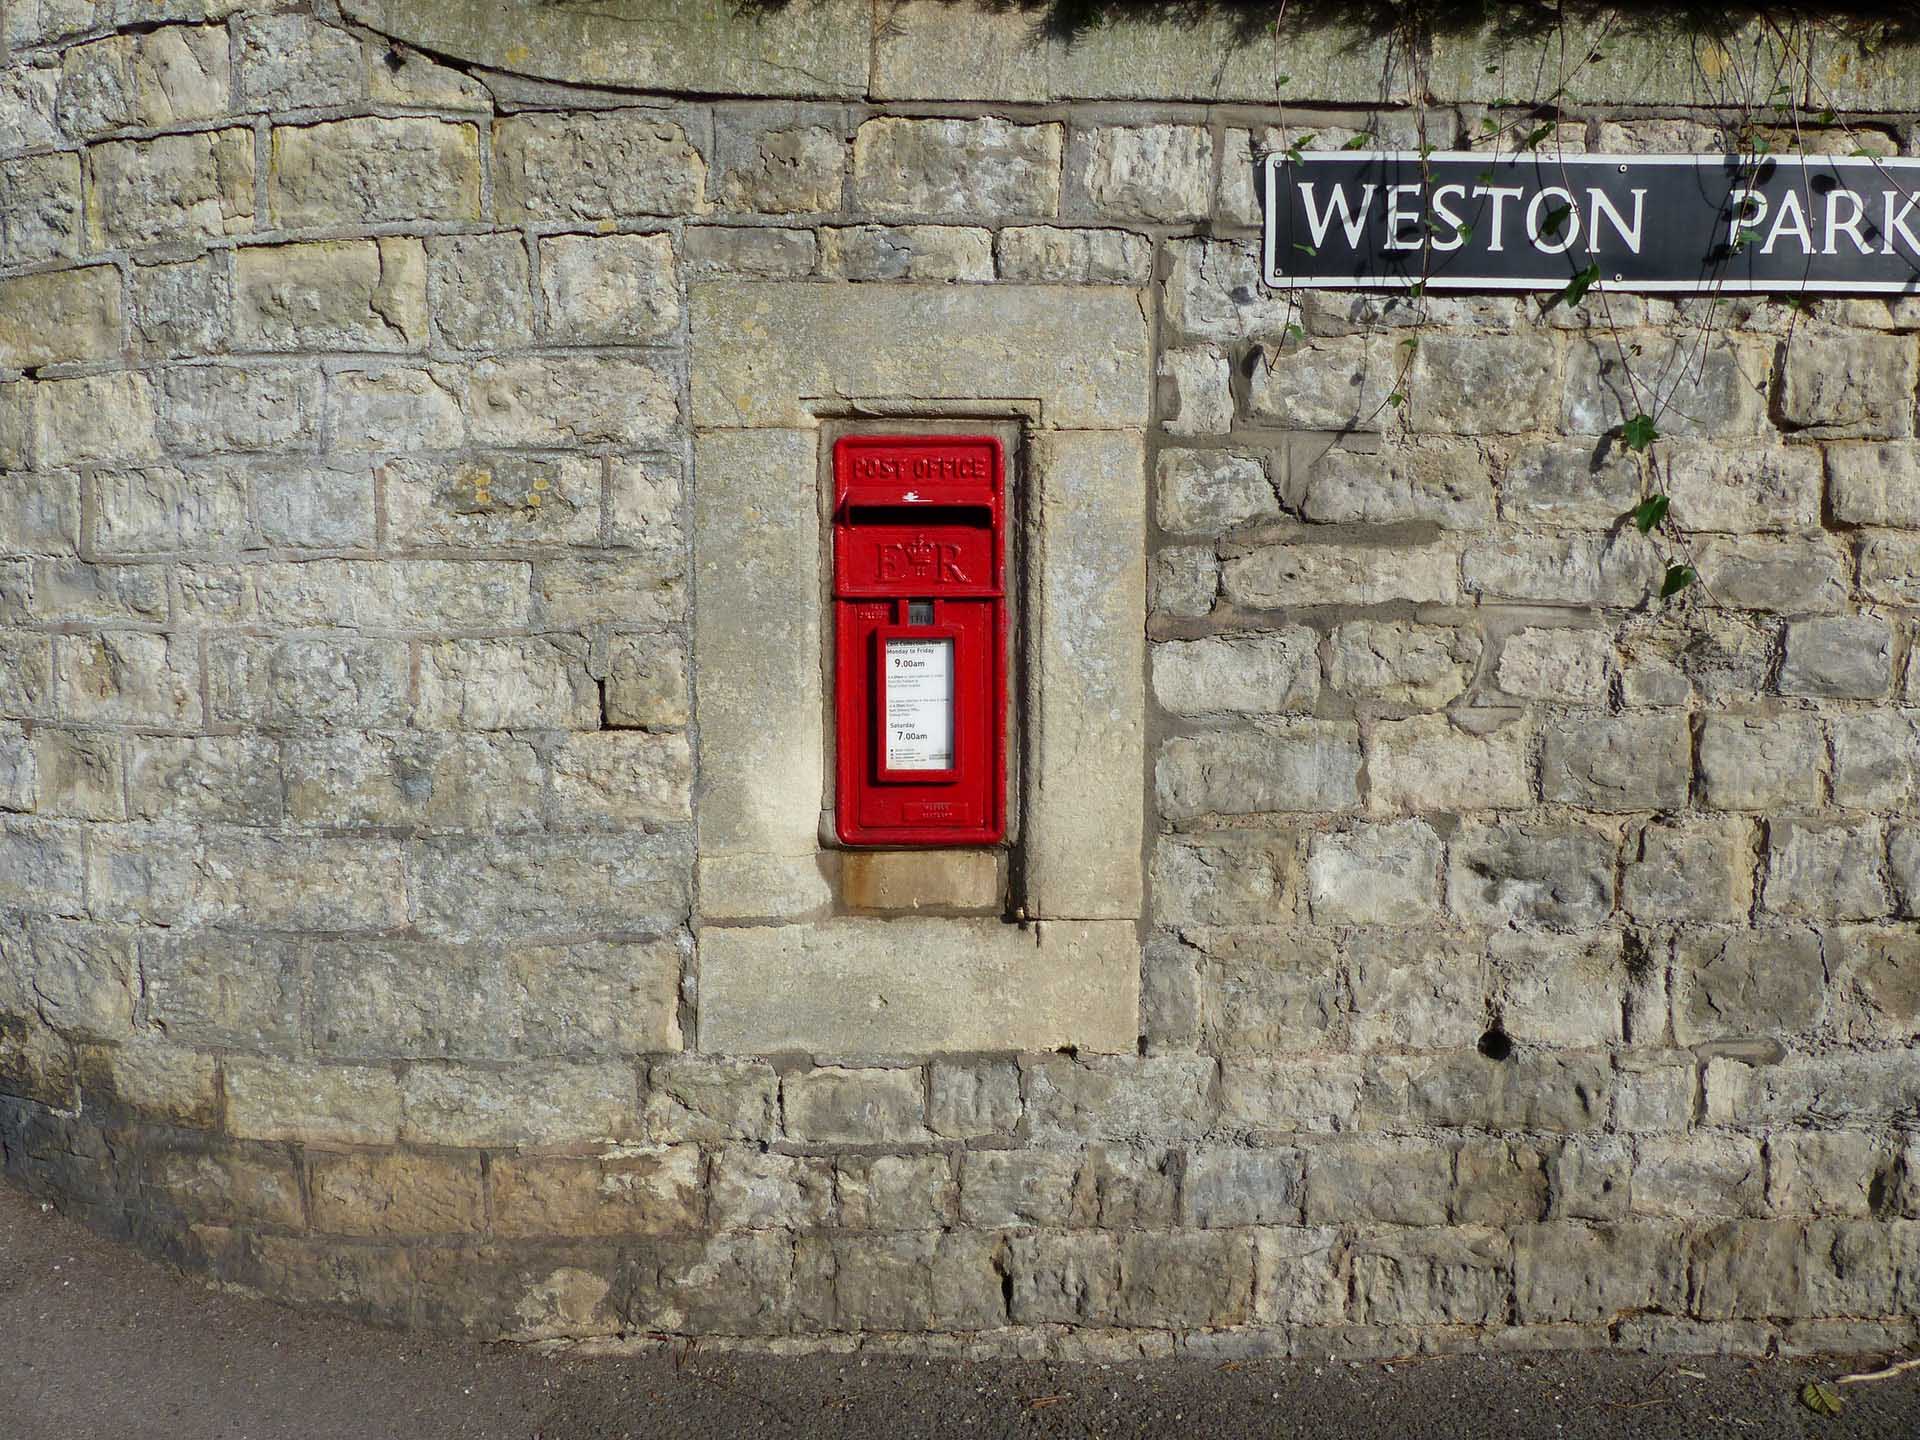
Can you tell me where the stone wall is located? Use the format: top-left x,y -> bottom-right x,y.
2,0 -> 1918,1355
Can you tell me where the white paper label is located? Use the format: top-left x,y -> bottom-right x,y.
884,638 -> 953,770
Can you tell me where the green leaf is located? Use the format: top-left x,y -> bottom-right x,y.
1275,73 -> 1291,86
1631,494 -> 1670,533
1818,108 -> 1837,124
1800,1382 -> 1844,1417
1549,262 -> 1602,310
1294,242 -> 1318,256
1387,391 -> 1406,407
1851,146 -> 1877,159
1285,147 -> 1305,165
1282,322 -> 1305,344
1457,222 -> 1476,243
1621,413 -> 1659,452
1400,335 -> 1419,352
1540,203 -> 1571,237
1522,123 -> 1556,150
1731,226 -> 1762,253
1659,564 -> 1697,599
1407,281 -> 1426,299
1342,132 -> 1374,150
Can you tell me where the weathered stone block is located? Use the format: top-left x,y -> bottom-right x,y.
1698,716 -> 1826,811
1768,1131 -> 1894,1218
928,1060 -> 1022,1140
145,1147 -> 303,1229
425,234 -> 533,352
1151,631 -> 1318,716
1623,817 -> 1754,923
1026,1055 -> 1212,1144
708,1149 -> 835,1233
252,558 -> 528,631
1007,1231 -> 1119,1325
1193,927 -> 1341,1055
1152,830 -> 1299,926
492,1150 -> 702,1238
1674,928 -> 1826,1044
1245,333 -> 1398,430
128,255 -> 229,360
1307,821 -> 1443,926
1078,124 -> 1211,221
539,232 -> 680,344
1778,616 -> 1892,698
1346,929 -> 1484,1050
233,238 -> 427,352
1495,628 -> 1612,702
784,1066 -> 928,1146
1464,533 -> 1660,607
1693,537 -> 1850,612
1540,714 -> 1691,812
1223,538 -> 1462,609
1830,925 -> 1920,1042
1351,1228 -> 1508,1326
533,553 -> 684,629
159,364 -> 320,456
643,1058 -> 778,1144
838,1154 -> 958,1232
1327,621 -> 1480,706
310,1151 -> 484,1237
1368,713 -> 1530,814
401,1062 -> 641,1147
1633,1135 -> 1768,1220
602,633 -> 689,730
684,225 -> 818,278
0,267 -> 123,369
1116,1231 -> 1254,1328
382,453 -> 599,548
142,931 -> 304,1050
1448,822 -> 1616,931
1301,443 -> 1495,529
0,65 -> 61,154
35,373 -> 162,468
1155,450 -> 1275,534
1491,932 -> 1625,1048
819,224 -> 992,281
1498,439 -> 1642,528
1151,545 -> 1219,619
324,364 -> 463,453
1158,345 -> 1233,436
958,1150 -> 1080,1228
1514,1222 -> 1686,1323
234,12 -> 362,111
31,728 -> 125,821
208,635 -> 409,729
270,117 -> 481,226
1407,334 -> 1559,435
469,354 -> 678,449
1,153 -> 83,266
493,111 -> 706,221
1859,532 -> 1920,607
1662,442 -> 1821,533
1828,442 -> 1920,526
1157,723 -> 1361,821
1780,333 -> 1917,438
1562,335 -> 1769,439
1254,1226 -> 1347,1326
59,631 -> 200,726
839,850 -> 998,912
224,1058 -> 403,1145
410,832 -> 690,942
417,638 -> 597,730
1306,1138 -> 1451,1226
548,731 -> 692,830
85,128 -> 253,248
1763,820 -> 1890,921
995,225 -> 1149,284
852,116 -> 1061,218
283,731 -> 542,832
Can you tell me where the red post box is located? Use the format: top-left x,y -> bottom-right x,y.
832,434 -> 1007,847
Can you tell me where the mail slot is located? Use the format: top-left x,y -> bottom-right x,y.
832,434 -> 1006,847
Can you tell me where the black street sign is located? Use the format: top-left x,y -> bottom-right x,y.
1260,151 -> 1920,295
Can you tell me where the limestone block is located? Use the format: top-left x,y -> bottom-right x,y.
839,850 -> 999,912
410,832 -> 691,941
1698,715 -> 1825,811
1778,615 -> 1892,698
1191,928 -> 1340,1054
1152,830 -> 1300,926
1245,334 -> 1398,431
493,111 -> 706,221
86,128 -> 253,248
233,239 -> 427,352
1219,1055 -> 1363,1134
1,153 -> 83,265
0,634 -> 55,720
837,1154 -> 958,1232
129,736 -> 280,825
491,1151 -> 706,1238
1624,817 -> 1754,923
643,1057 -> 778,1143
1253,1226 -> 1347,1327
1150,545 -> 1219,618
684,225 -> 817,279
382,454 -> 600,548
1060,14 -> 1400,101
139,932 -> 302,1050
1540,713 -> 1690,812
56,25 -> 229,135
1491,932 -> 1625,1047
708,1150 -> 835,1231
1006,1231 -> 1120,1326
1447,822 -> 1616,931
340,0 -> 870,98
817,225 -> 993,282
1780,333 -> 1917,439
1562,336 -> 1769,440
783,1067 -> 928,1147
159,364 -> 320,456
928,1060 -> 1022,1140
852,116 -> 1062,219
1150,345 -> 1224,437
31,728 -> 124,821
1162,238 -> 1296,343
323,364 -> 461,452
1405,334 -> 1559,436
21,916 -> 133,1038
1351,1228 -> 1508,1326
1764,821 -> 1890,921
400,1062 -> 641,1147
1512,1221 -> 1687,1324
696,853 -> 834,924
249,558 -> 527,631
1151,631 -> 1318,716
1305,1137 -> 1452,1226
1327,621 -> 1481,707
1346,929 -> 1483,1050
708,109 -> 844,214
1156,723 -> 1361,822
548,731 -> 691,830
1222,540 -> 1461,608
1114,1231 -> 1254,1329
1893,826 -> 1920,918
0,819 -> 85,916
27,558 -> 165,624
1306,820 -> 1443,925
270,117 -> 480,227
995,226 -> 1149,284
469,354 -> 677,449
1368,713 -> 1530,814
1691,537 -> 1850,613
1832,712 -> 1920,811
426,234 -> 533,352
691,282 -> 1150,430
1026,1055 -> 1213,1145
1675,928 -> 1827,1044
225,1057 -> 403,1145
129,256 -> 229,359
1498,439 -> 1642,528
1768,1131 -> 1893,1218
958,1150 -> 1079,1228
30,373 -> 160,468
57,631 -> 199,726
284,732 -> 542,832
1830,926 -> 1920,1041
1859,532 -> 1920,607
310,1151 -> 484,1237
538,232 -> 680,344
1494,626 -> 1609,701
1464,533 -> 1660,607
1706,1051 -> 1920,1129
0,66 -> 60,154
0,266 -> 121,371
1661,442 -> 1821,533
1301,443 -> 1495,529
367,41 -> 490,110
1157,451 -> 1273,535
207,635 -> 410,728
698,919 -> 1138,1055
146,1148 -> 304,1228
602,633 -> 688,730
0,725 -> 35,812
1827,442 -> 1920,526
234,12 -> 362,111
1078,125 -> 1212,222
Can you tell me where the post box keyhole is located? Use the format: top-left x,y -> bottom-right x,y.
908,599 -> 934,625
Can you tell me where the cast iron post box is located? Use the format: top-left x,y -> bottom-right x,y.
832,434 -> 1007,847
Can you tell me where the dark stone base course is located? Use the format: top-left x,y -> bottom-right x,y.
7,1094 -> 1917,1354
